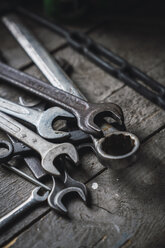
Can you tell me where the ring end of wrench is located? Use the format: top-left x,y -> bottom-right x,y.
95,131 -> 140,169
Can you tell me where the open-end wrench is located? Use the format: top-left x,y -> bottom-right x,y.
1,14 -> 140,168
0,97 -> 73,140
0,187 -> 48,231
0,111 -> 79,176
1,14 -> 124,136
0,128 -> 89,179
47,158 -> 87,213
0,60 -> 123,137
2,162 -> 87,213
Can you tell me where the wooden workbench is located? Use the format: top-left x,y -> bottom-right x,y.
0,11 -> 165,248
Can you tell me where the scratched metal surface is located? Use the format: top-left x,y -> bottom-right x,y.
0,12 -> 165,248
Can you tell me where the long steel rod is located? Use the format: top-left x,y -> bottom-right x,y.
2,163 -> 51,191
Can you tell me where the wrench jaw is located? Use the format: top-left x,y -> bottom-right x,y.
41,143 -> 79,176
48,177 -> 87,214
78,102 -> 124,137
53,187 -> 87,214
38,107 -> 75,140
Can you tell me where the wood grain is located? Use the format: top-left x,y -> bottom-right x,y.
0,13 -> 165,248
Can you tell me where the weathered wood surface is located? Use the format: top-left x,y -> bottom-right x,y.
9,129 -> 165,248
0,12 -> 165,248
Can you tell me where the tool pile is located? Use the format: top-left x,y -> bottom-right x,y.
0,12 -> 140,231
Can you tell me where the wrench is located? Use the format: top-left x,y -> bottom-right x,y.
47,159 -> 87,213
0,60 -> 123,137
0,111 -> 79,175
2,162 -> 87,213
0,97 -> 73,140
0,128 -> 89,179
0,187 -> 48,231
1,15 -> 140,168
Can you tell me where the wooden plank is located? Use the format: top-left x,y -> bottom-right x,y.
9,128 -> 165,248
0,12 -> 98,70
55,47 -> 165,140
90,19 -> 165,74
0,15 -> 165,247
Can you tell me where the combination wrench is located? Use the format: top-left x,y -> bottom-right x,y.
1,14 -> 140,169
0,60 -> 123,137
0,96 -> 74,140
1,16 -> 123,136
0,111 -> 79,175
0,187 -> 48,231
0,60 -> 139,169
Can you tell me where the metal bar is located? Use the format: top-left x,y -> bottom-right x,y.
2,163 -> 51,191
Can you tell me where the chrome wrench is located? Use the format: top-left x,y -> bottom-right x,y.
0,97 -> 73,140
2,14 -> 140,169
0,111 -> 79,175
0,187 -> 48,231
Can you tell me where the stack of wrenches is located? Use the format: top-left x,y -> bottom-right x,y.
0,14 -> 140,231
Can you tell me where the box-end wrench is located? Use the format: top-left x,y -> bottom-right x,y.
1,14 -> 140,168
0,187 -> 48,232
0,111 -> 79,176
0,97 -> 74,140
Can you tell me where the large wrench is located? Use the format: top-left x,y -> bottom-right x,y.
0,97 -> 73,140
0,60 -> 122,137
0,111 -> 79,175
1,14 -> 140,168
0,187 -> 48,231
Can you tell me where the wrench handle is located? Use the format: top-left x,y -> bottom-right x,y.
2,14 -> 84,99
0,97 -> 40,126
0,61 -> 88,117
0,111 -> 52,155
0,195 -> 36,231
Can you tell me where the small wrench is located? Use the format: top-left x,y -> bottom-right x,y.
2,162 -> 87,213
0,111 -> 79,175
0,97 -> 73,140
1,15 -> 140,168
3,132 -> 88,179
0,187 -> 48,231
47,159 -> 87,213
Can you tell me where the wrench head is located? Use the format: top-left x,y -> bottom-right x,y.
38,107 -> 75,140
0,140 -> 13,162
78,102 -> 124,137
95,131 -> 140,169
48,177 -> 87,214
32,187 -> 49,202
41,143 -> 79,176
